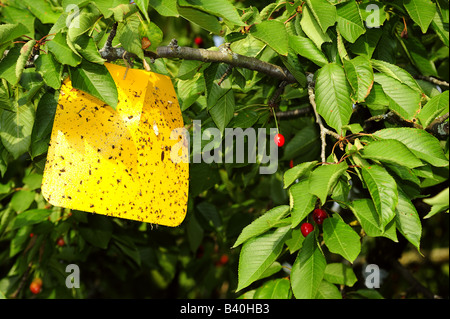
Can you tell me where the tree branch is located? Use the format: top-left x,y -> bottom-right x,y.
426,112 -> 449,139
99,39 -> 297,84
155,44 -> 297,83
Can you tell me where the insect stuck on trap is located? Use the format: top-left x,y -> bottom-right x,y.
152,120 -> 159,136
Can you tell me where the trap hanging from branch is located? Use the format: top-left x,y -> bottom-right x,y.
41,63 -> 189,227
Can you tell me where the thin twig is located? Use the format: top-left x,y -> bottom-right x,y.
365,111 -> 422,129
391,259 -> 440,299
218,65 -> 233,86
10,263 -> 32,298
307,75 -> 341,164
275,106 -> 313,119
415,75 -> 450,88
268,81 -> 288,108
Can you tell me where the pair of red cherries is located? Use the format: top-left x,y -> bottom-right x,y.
301,208 -> 328,237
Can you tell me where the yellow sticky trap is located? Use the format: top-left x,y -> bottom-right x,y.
41,63 -> 189,227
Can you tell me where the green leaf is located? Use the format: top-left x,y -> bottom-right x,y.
15,40 -> 36,83
418,91 -> 449,128
373,128 -> 449,167
177,74 -> 205,110
47,33 -> 82,67
0,142 -> 11,177
361,164 -> 398,227
253,278 -> 292,299
117,13 -> 144,59
0,46 -> 21,85
371,59 -> 422,93
323,217 -> 361,263
0,102 -> 35,159
69,60 -> 119,109
290,230 -> 326,299
22,0 -> 60,24
73,35 -> 106,65
209,89 -> 235,133
280,49 -> 307,87
300,4 -> 332,48
323,263 -> 358,287
256,261 -> 283,282
336,0 -> 366,43
138,21 -> 163,52
0,23 -> 30,45
12,209 -> 52,229
0,6 -> 35,39
289,35 -> 329,67
113,234 -> 141,266
11,190 -> 35,213
250,20 -> 289,56
67,6 -> 101,42
30,92 -> 58,159
304,0 -> 337,33
22,173 -> 43,191
350,28 -> 383,59
91,0 -> 129,18
284,160 -> 318,188
186,214 -> 204,252
178,0 -> 243,26
286,228 -> 305,253
10,225 -> 32,257
149,0 -> 179,17
289,180 -> 317,228
232,205 -> 290,248
315,280 -> 342,299
395,189 -> 422,253
350,199 -> 383,237
315,63 -> 353,133
423,187 -> 449,218
373,73 -> 422,120
401,36 -> 438,77
431,5 -> 449,47
35,51 -> 63,89
361,139 -> 424,169
236,225 -> 291,292
135,0 -> 150,21
177,6 -> 222,34
111,3 -> 139,22
308,161 -> 348,205
79,215 -> 113,249
404,0 -> 437,33
282,125 -> 320,161
343,56 -> 374,103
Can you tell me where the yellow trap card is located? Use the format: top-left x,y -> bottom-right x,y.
41,63 -> 189,227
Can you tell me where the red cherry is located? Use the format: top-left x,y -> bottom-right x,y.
313,208 -> 328,225
56,237 -> 65,247
194,36 -> 204,46
30,278 -> 42,295
274,133 -> 285,147
301,222 -> 314,237
215,254 -> 229,267
289,159 -> 294,168
219,254 -> 229,265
